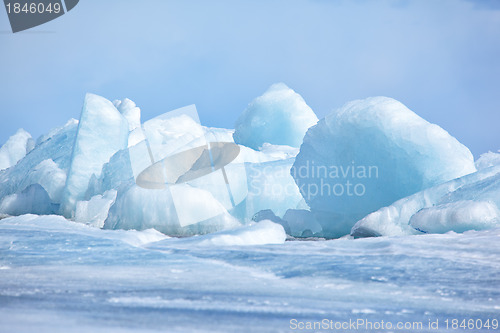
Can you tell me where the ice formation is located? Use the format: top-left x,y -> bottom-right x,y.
113,98 -> 141,131
87,102 -> 301,235
351,164 -> 500,237
233,83 -> 318,149
409,200 -> 500,234
0,184 -> 57,216
282,209 -> 323,237
75,190 -> 117,228
21,159 -> 67,202
242,158 -> 304,220
252,208 -> 323,238
0,128 -> 34,171
292,96 -> 476,238
99,144 -> 300,235
60,93 -> 129,217
104,183 -> 242,236
113,98 -> 143,147
0,119 -> 78,207
0,91 -> 306,235
1,89 -> 498,240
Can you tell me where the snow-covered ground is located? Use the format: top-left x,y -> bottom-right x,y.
1,214 -> 499,332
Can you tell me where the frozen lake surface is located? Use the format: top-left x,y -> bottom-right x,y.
0,215 -> 499,332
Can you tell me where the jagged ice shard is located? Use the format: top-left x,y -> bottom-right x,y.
60,94 -> 129,217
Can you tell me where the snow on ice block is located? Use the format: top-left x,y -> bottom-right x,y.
148,220 -> 286,247
292,96 -> 476,238
233,83 -> 318,149
61,94 -> 129,217
0,128 -> 34,171
352,165 -> 500,237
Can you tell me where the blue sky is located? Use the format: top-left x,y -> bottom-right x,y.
1,0 -> 499,157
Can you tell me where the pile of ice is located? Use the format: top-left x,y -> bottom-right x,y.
0,88 -> 308,238
1,87 -> 499,240
291,97 -> 477,238
233,83 -> 318,149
